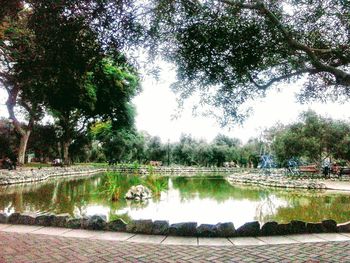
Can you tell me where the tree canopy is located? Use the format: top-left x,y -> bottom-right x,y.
147,0 -> 350,124
26,7 -> 141,163
0,0 -> 142,164
270,110 -> 350,165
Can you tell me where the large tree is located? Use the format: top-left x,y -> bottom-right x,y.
91,121 -> 146,163
1,0 -> 144,164
147,0 -> 350,124
0,4 -> 45,164
1,1 -> 142,164
270,111 -> 350,165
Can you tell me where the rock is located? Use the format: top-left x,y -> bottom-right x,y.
306,222 -> 324,233
290,220 -> 307,234
197,224 -> 217,237
276,223 -> 292,235
127,219 -> 153,234
86,215 -> 107,231
108,218 -> 127,232
53,214 -> 70,227
8,213 -> 21,224
80,217 -> 90,229
169,222 -> 198,236
236,221 -> 260,237
214,222 -> 235,237
261,221 -> 279,236
66,218 -> 82,229
152,220 -> 169,235
17,213 -> 37,225
35,214 -> 55,226
322,219 -> 337,232
337,221 -> 350,232
0,213 -> 8,224
125,185 -> 152,200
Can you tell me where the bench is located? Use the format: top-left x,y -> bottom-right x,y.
340,167 -> 350,177
299,165 -> 319,173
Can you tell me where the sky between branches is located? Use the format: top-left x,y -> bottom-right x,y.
1,61 -> 350,144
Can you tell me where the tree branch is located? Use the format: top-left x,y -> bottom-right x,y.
219,0 -> 350,85
248,68 -> 319,90
219,0 -> 260,10
5,85 -> 26,136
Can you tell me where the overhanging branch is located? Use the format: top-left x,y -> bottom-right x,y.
218,0 -> 350,85
248,68 -> 319,90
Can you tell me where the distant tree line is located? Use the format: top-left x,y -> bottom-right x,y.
0,118 -> 260,167
269,110 -> 350,167
2,110 -> 350,167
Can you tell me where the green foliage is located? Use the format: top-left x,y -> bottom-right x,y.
91,122 -> 145,162
147,165 -> 155,175
1,1 -> 142,164
0,118 -> 18,158
100,172 -> 142,201
100,172 -> 168,201
147,0 -> 350,125
145,135 -> 167,162
26,124 -> 59,161
34,20 -> 139,162
171,134 -> 242,167
144,174 -> 168,197
270,110 -> 350,165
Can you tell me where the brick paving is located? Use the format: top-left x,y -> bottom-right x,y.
1,232 -> 350,262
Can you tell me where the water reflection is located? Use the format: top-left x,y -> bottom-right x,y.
0,173 -> 350,227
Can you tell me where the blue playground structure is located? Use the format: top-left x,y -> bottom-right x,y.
259,154 -> 277,169
285,157 -> 301,175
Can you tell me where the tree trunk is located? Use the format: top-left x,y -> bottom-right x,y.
17,130 -> 31,164
6,86 -> 33,165
62,140 -> 71,165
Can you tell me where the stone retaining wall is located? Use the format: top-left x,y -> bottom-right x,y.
0,167 -> 108,185
226,174 -> 327,190
0,166 -> 239,186
110,166 -> 241,176
1,212 -> 350,237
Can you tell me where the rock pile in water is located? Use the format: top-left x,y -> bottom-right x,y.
125,185 -> 152,200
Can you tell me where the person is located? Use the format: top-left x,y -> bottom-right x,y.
322,158 -> 331,178
3,157 -> 13,170
9,155 -> 17,170
332,162 -> 341,176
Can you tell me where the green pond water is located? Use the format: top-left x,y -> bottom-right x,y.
1,173 -> 350,227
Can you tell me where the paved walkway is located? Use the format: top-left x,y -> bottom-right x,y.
322,180 -> 350,192
1,224 -> 350,262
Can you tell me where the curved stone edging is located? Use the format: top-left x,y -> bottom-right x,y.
0,167 -> 108,186
0,166 -> 240,186
1,212 -> 350,238
226,174 -> 328,190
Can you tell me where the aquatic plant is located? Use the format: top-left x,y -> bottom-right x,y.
102,172 -> 123,201
99,171 -> 169,202
101,172 -> 142,201
147,165 -> 155,175
144,174 -> 168,197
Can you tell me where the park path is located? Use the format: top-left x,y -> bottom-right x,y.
1,224 -> 350,262
322,180 -> 350,192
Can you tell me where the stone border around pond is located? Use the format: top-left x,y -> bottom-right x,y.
226,174 -> 328,190
1,212 -> 350,237
0,167 -> 108,186
0,166 -> 240,186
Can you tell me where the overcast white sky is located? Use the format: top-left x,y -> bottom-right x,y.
1,61 -> 350,144
133,62 -> 350,144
